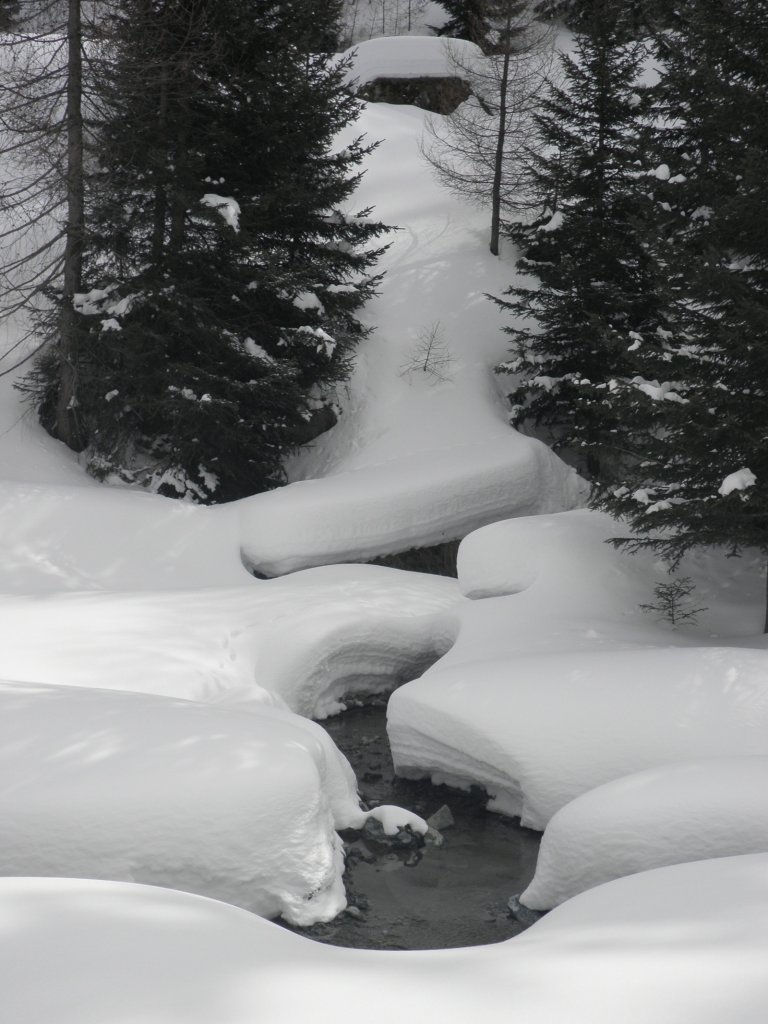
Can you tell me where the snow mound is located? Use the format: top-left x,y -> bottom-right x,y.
4,855 -> 768,1023
388,646 -> 768,829
522,757 -> 768,910
240,441 -> 584,576
340,36 -> 482,86
0,681 -> 371,925
456,508 -> 651,603
0,564 -> 459,718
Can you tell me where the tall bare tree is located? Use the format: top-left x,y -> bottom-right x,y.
0,0 -> 101,452
421,4 -> 553,255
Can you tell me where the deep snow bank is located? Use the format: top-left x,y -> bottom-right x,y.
0,681 -> 359,924
389,510 -> 768,829
240,441 -> 582,576
4,855 -> 768,1023
521,757 -> 768,910
389,646 -> 768,829
0,564 -> 460,718
0,681 -> 427,924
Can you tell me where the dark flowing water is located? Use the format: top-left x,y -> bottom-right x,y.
287,699 -> 542,951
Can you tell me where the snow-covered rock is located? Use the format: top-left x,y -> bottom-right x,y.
340,36 -> 483,87
521,757 -> 768,910
0,681 -> 371,925
4,854 -> 768,1023
389,645 -> 768,829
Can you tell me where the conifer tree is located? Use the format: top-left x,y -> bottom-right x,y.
28,0 -> 389,501
592,0 -> 768,590
437,0 -> 501,49
437,0 -> 534,53
495,2 -> 660,478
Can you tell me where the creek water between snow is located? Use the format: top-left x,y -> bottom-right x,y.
284,698 -> 542,951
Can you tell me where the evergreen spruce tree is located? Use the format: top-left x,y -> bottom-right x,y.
592,0 -> 768,591
495,1 -> 662,478
534,0 -> 677,34
437,0 -> 528,53
29,0 -> 389,501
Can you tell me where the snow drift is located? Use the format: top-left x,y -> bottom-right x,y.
4,854 -> 768,1023
521,756 -> 768,910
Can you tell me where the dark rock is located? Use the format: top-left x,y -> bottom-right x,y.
423,826 -> 444,847
356,76 -> 470,114
361,817 -> 425,849
507,894 -> 544,926
427,804 -> 455,831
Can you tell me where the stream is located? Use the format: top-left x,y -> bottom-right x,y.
285,698 -> 542,951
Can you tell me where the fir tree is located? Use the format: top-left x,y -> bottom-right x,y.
29,0 -> 389,501
437,0 -> 528,53
495,2 -> 661,479
592,0 -> 768,597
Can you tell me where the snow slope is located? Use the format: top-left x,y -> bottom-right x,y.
521,757 -> 768,910
0,100 -> 583,579
4,854 -> 768,1023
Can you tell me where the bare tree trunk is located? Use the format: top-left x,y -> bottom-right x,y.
56,0 -> 85,449
489,46 -> 511,257
151,64 -> 170,269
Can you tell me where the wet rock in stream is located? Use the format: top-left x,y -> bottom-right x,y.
281,699 -> 542,951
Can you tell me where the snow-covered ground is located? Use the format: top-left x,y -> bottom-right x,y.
1,27 -> 767,1022
5,855 -> 768,1024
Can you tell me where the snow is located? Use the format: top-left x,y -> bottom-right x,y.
4,854 -> 768,1023
0,680 -> 358,924
269,100 -> 585,572
0,563 -> 459,718
0,101 -> 583,579
200,193 -> 241,232
0,681 -> 430,922
719,467 -> 756,496
0,30 -> 766,1001
522,757 -> 768,910
242,441 -> 583,575
390,644 -> 768,828
340,36 -> 483,87
0,480 -> 246,592
389,509 -> 768,829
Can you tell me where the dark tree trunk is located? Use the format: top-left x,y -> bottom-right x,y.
56,0 -> 85,450
489,47 -> 510,256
